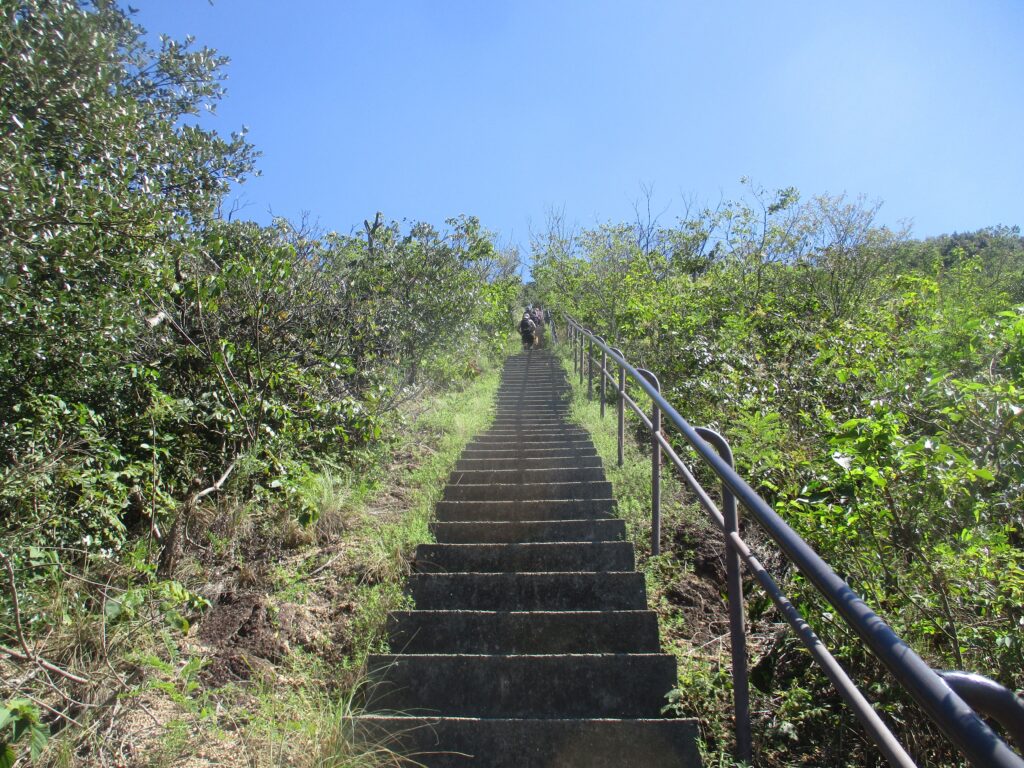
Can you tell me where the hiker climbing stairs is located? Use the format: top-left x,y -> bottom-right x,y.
359,350 -> 701,767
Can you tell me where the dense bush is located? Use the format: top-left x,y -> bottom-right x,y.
0,0 -> 518,556
0,5 -> 519,759
533,184 -> 1024,764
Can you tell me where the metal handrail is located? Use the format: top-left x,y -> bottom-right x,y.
939,672 -> 1024,753
561,314 -> 1024,768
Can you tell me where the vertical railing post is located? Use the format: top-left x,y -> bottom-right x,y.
599,345 -> 607,418
571,324 -> 577,373
695,427 -> 751,764
587,337 -> 594,400
613,347 -> 625,468
578,329 -> 584,386
637,369 -> 661,556
651,402 -> 661,556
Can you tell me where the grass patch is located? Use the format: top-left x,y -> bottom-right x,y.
18,364 -> 505,768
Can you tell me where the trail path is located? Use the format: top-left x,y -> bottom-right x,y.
360,350 -> 700,766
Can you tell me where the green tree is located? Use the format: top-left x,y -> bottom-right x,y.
0,0 -> 257,551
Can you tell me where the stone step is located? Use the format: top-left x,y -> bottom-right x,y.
488,429 -> 576,436
493,395 -> 570,401
490,410 -> 571,416
478,424 -> 583,432
490,406 -> 571,411
386,610 -> 660,654
492,403 -> 571,410
491,413 -> 571,419
494,392 -> 567,396
468,428 -> 589,438
476,431 -> 592,441
493,399 -> 569,403
448,468 -> 606,485
413,542 -> 635,573
464,438 -> 593,450
485,426 -> 576,434
365,654 -> 677,718
454,456 -> 603,471
459,447 -> 599,459
487,422 -> 575,429
496,377 -> 565,381
494,399 -> 568,403
408,572 -> 646,610
492,398 -> 570,405
363,349 -> 699,765
463,444 -> 598,455
434,498 -> 616,522
443,481 -> 613,502
497,369 -> 564,374
492,412 -> 571,417
494,391 -> 571,399
494,392 -> 569,397
355,716 -> 701,768
430,518 -> 625,543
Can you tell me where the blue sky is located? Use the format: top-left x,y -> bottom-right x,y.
136,0 -> 1023,249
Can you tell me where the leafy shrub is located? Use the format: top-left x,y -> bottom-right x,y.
534,186 -> 1024,763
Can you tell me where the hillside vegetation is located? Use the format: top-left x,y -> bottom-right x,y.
0,2 -> 516,764
531,189 -> 1024,764
2,2 -> 1022,767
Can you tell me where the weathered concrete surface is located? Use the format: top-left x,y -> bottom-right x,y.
413,541 -> 635,573
386,610 -> 660,654
448,467 -> 607,485
442,480 -> 614,502
433,498 -> 617,522
356,717 -> 701,768
366,653 -> 678,717
359,350 -> 700,766
455,455 -> 604,471
430,518 -> 626,544
407,571 -> 647,611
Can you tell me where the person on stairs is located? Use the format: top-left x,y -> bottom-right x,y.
531,305 -> 546,347
519,309 -> 538,349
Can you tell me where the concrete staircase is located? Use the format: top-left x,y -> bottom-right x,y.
359,350 -> 701,767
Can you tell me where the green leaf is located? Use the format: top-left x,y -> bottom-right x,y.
164,610 -> 190,633
0,744 -> 15,768
29,724 -> 48,760
863,466 -> 887,488
104,598 -> 124,621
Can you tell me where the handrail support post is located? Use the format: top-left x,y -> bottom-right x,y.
587,338 -> 594,399
696,427 -> 751,764
638,368 -> 662,556
578,330 -> 584,385
652,403 -> 661,555
615,351 -> 625,468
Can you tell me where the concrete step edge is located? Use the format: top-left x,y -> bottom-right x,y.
352,716 -> 702,768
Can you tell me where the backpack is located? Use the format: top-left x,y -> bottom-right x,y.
520,316 -> 536,333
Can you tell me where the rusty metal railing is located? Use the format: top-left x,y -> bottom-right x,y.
562,314 -> 1024,768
